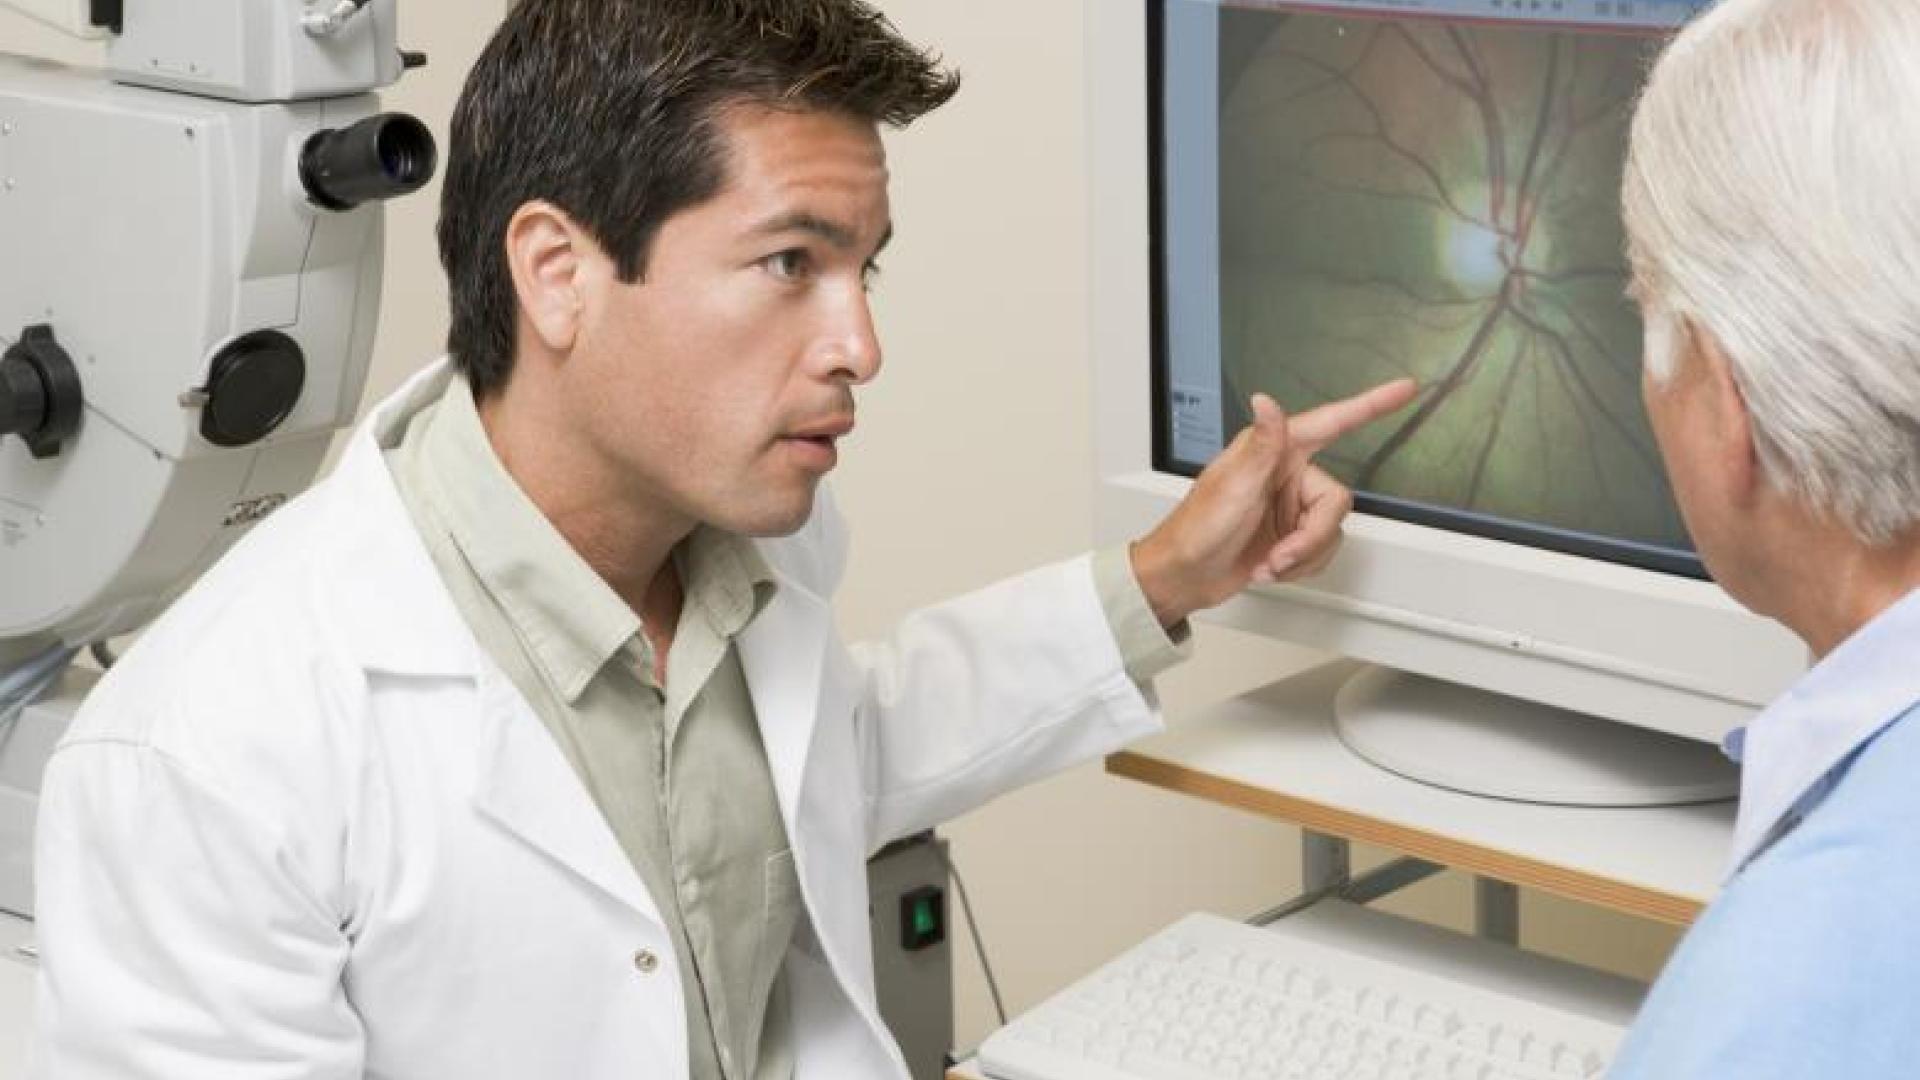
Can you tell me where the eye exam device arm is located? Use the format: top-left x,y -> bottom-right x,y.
0,0 -> 434,919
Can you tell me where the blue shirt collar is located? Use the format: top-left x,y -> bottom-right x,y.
1724,588 -> 1920,876
1721,725 -> 1747,764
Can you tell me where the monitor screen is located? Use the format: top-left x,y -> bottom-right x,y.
1155,0 -> 1715,579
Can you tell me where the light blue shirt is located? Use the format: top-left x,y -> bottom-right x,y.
1609,589 -> 1920,1078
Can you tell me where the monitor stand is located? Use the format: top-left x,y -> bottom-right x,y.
1332,665 -> 1739,808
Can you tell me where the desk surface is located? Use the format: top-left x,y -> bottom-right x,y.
1109,662 -> 1735,925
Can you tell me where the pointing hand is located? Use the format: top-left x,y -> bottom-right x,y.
1130,379 -> 1419,629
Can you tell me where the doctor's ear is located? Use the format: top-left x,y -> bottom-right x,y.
505,200 -> 596,355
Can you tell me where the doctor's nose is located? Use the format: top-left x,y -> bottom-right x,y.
816,294 -> 883,386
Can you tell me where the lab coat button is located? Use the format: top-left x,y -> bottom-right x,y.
633,949 -> 660,974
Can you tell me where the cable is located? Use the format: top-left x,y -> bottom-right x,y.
0,641 -> 79,741
929,839 -> 1007,1027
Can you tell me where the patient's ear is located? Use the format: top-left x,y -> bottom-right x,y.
1689,325 -> 1760,507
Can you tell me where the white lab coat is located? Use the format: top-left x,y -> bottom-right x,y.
32,364 -> 1164,1079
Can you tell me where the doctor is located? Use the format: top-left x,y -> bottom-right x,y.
33,1 -> 1414,1077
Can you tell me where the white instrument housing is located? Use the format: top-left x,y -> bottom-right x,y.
112,0 -> 402,104
0,54 -> 386,646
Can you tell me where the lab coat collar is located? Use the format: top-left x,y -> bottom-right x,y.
1725,587 -> 1920,875
315,367 -> 664,918
471,659 -> 666,924
327,366 -> 664,918
738,574 -> 833,834
461,546 -> 837,929
317,361 -> 479,679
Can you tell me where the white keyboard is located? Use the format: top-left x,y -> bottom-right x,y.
977,912 -> 1626,1080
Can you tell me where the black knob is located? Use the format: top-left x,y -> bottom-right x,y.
299,112 -> 439,212
0,352 -> 43,438
0,325 -> 83,460
200,330 -> 306,448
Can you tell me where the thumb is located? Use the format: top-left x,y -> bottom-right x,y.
1245,393 -> 1291,470
1205,393 -> 1291,510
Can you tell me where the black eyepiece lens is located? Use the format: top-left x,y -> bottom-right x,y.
300,113 -> 438,212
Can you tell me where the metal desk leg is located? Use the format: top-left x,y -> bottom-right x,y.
1251,831 -> 1354,926
1475,878 -> 1520,945
1302,831 -> 1351,893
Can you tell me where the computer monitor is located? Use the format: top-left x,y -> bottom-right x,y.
1089,0 -> 1810,806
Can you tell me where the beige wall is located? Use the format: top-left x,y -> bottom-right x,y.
2,0 -> 1681,1057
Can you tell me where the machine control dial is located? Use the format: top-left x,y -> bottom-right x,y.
0,325 -> 83,460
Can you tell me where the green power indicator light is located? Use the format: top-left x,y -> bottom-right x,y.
901,886 -> 946,950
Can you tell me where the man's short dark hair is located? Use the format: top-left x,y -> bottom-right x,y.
438,0 -> 961,397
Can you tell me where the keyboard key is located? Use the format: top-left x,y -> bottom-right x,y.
1123,1049 -> 1224,1080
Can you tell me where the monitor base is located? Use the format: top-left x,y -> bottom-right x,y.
1333,665 -> 1739,808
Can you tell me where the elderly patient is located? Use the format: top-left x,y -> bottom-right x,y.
1609,0 -> 1920,1074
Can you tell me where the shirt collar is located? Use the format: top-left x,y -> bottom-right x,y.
1724,588 -> 1920,874
415,374 -> 778,702
680,526 -> 778,640
417,374 -> 640,703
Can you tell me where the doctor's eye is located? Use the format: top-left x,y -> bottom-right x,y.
763,249 -> 814,283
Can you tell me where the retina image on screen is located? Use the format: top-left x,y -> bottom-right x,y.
1161,1 -> 1703,577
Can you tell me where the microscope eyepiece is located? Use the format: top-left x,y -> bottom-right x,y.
299,113 -> 438,212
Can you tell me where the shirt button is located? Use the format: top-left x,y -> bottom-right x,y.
633,948 -> 660,974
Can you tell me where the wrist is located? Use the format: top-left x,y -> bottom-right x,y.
1129,535 -> 1193,631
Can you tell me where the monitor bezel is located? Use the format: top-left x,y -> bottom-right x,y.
1090,0 -> 1808,747
1146,0 -> 1710,581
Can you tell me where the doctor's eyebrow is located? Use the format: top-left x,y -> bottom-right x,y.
752,212 -> 893,258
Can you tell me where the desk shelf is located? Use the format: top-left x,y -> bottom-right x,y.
1108,662 -> 1734,925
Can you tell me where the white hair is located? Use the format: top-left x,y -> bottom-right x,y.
1624,0 -> 1920,546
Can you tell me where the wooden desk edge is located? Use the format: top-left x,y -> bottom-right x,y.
1107,749 -> 1704,926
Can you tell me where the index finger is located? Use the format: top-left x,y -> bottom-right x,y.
1288,378 -> 1420,455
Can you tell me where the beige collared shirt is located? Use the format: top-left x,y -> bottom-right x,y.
383,372 -> 1188,1079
